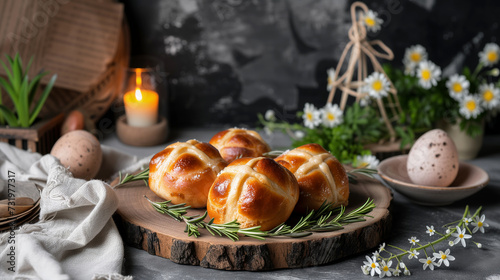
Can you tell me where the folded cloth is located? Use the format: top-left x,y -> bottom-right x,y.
0,143 -> 146,280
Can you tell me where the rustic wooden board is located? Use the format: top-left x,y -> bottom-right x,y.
113,174 -> 393,271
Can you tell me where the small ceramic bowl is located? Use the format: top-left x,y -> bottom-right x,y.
378,155 -> 489,206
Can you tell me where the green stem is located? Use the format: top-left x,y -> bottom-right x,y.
387,205 -> 481,261
471,62 -> 484,80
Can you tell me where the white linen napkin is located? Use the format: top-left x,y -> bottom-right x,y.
0,143 -> 146,280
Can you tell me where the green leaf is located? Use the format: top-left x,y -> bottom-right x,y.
18,75 -> 30,127
1,56 -> 15,87
29,74 -> 57,126
0,76 -> 22,120
11,53 -> 22,93
0,104 -> 19,127
27,72 -> 45,105
24,56 -> 34,77
0,87 -> 3,125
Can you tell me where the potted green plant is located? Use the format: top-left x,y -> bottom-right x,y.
386,43 -> 500,159
0,53 -> 62,154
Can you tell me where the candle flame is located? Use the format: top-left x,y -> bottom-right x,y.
135,69 -> 142,88
135,88 -> 143,101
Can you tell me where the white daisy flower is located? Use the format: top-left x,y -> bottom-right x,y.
419,257 -> 438,271
393,267 -> 401,276
294,130 -> 305,139
378,260 -> 393,278
479,83 -> 500,109
302,103 -> 322,129
363,72 -> 390,99
432,249 -> 455,267
451,226 -> 472,247
408,236 -> 419,246
459,94 -> 483,119
426,225 -> 435,236
479,43 -> 500,66
321,103 -> 343,128
327,68 -> 336,91
363,255 -> 379,277
358,93 -> 372,107
378,242 -> 386,252
407,249 -> 419,260
403,45 -> 428,75
360,10 -> 383,32
356,155 -> 380,169
403,267 -> 411,276
471,214 -> 490,233
446,74 -> 470,101
417,61 -> 441,89
361,265 -> 371,275
264,110 -> 276,121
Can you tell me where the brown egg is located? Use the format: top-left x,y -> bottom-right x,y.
50,130 -> 102,180
61,110 -> 85,135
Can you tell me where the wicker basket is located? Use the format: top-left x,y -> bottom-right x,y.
0,114 -> 64,155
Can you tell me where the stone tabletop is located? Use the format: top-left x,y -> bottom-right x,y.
102,128 -> 500,280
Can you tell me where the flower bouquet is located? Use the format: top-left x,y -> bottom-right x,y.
260,3 -> 500,164
386,43 -> 500,141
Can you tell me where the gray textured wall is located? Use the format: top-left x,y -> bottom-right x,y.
122,0 -> 500,133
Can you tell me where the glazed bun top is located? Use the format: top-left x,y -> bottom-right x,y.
275,143 -> 349,213
209,128 -> 271,163
149,139 -> 227,208
207,157 -> 299,230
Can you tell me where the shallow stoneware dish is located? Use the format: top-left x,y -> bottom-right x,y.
378,155 -> 489,206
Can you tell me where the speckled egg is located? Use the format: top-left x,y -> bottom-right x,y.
51,130 -> 102,180
407,129 -> 459,187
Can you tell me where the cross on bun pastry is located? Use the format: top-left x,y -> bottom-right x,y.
149,140 -> 227,208
207,157 -> 299,230
275,143 -> 349,213
209,128 -> 271,163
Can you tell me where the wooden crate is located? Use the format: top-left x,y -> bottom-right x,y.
0,114 -> 64,155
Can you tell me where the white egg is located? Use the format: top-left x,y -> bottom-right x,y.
407,129 -> 459,187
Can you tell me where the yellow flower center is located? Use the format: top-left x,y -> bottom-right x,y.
327,113 -> 335,121
306,112 -> 313,121
426,260 -> 432,265
452,83 -> 463,93
478,221 -> 483,227
371,263 -> 376,268
383,266 -> 389,272
487,51 -> 498,62
328,77 -> 333,85
421,69 -> 431,81
365,17 -> 375,27
441,254 -> 447,260
459,233 -> 464,238
410,52 -> 421,62
372,80 -> 383,91
466,100 -> 477,112
483,90 -> 493,102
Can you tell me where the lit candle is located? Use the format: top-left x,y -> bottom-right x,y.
123,69 -> 159,127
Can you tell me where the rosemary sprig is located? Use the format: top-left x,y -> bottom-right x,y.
144,195 -> 190,221
118,167 -> 150,186
347,167 -> 378,183
146,197 -> 376,241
